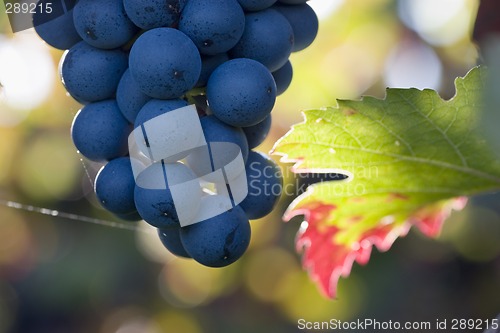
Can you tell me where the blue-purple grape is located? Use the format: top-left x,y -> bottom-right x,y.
180,204 -> 251,267
71,100 -> 131,161
207,58 -> 276,127
129,28 -> 201,99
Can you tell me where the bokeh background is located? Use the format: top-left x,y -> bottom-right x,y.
0,0 -> 499,332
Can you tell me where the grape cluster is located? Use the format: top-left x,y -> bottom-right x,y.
33,0 -> 318,267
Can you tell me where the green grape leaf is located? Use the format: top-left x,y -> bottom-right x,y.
272,66 -> 500,298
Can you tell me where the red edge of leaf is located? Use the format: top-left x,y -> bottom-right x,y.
283,197 -> 468,299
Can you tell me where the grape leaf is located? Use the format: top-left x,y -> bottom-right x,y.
272,66 -> 500,298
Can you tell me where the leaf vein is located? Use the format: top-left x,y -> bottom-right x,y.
396,91 -> 468,167
280,142 -> 500,184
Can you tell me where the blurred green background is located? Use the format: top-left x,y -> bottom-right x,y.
0,1 -> 499,332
